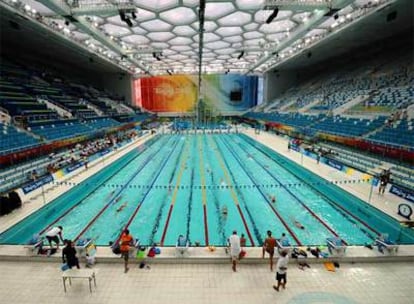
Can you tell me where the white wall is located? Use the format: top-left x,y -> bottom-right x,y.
263,70 -> 298,104
101,73 -> 133,105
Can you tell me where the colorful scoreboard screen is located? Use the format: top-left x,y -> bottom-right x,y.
133,74 -> 258,113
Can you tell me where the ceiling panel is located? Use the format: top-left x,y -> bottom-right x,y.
0,0 -> 408,75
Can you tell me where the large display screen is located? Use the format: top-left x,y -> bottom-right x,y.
132,74 -> 258,113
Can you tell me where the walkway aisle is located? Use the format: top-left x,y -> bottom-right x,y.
242,128 -> 407,222
0,260 -> 412,304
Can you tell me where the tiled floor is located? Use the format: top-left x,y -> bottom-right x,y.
1,127 -> 413,303
0,260 -> 413,304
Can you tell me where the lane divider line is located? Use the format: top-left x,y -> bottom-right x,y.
198,135 -> 209,246
113,135 -> 184,245
160,138 -> 191,245
208,135 -> 255,246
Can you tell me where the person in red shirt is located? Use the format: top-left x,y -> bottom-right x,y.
120,229 -> 133,273
262,230 -> 277,271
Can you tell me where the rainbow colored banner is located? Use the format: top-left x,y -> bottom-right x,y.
133,74 -> 258,112
134,75 -> 197,112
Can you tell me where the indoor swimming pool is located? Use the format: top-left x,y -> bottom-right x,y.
1,134 -> 413,247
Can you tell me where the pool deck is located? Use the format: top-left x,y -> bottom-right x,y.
0,127 -> 413,263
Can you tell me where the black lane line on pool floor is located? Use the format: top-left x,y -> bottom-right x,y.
239,133 -> 380,242
73,135 -> 178,243
216,135 -> 299,246
198,135 -> 210,246
226,134 -> 344,244
158,139 -> 192,246
38,135 -> 163,237
113,135 -> 185,246
209,135 -> 258,247
204,135 -> 227,246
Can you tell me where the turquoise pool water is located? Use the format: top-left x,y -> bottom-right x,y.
1,134 -> 413,246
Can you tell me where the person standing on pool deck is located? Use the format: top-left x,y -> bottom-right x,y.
120,229 -> 133,273
273,250 -> 289,292
228,230 -> 241,272
45,226 -> 63,249
262,230 -> 277,271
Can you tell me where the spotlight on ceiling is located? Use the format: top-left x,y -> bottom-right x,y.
237,51 -> 245,60
119,10 -> 126,21
119,10 -> 133,27
152,52 -> 161,61
125,18 -> 133,27
266,7 -> 279,24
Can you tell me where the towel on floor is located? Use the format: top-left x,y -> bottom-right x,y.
324,262 -> 336,272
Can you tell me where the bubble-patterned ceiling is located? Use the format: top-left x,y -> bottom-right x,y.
1,0 -> 396,75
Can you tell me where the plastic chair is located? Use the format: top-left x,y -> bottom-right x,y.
375,234 -> 398,254
176,236 -> 189,257
326,237 -> 347,256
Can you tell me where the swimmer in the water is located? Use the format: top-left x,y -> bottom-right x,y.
221,205 -> 228,216
293,220 -> 305,230
268,194 -> 276,203
116,202 -> 127,213
107,190 -> 115,198
114,195 -> 123,203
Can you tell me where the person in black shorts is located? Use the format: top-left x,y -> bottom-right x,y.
45,226 -> 63,249
378,169 -> 390,195
273,250 -> 289,292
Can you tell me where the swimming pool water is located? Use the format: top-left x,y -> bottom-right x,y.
1,134 -> 413,246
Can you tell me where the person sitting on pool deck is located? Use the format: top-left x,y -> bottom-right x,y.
62,240 -> 80,269
276,233 -> 292,254
279,233 -> 289,245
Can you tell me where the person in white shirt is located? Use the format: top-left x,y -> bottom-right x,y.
273,250 -> 289,291
228,230 -> 241,272
45,226 -> 63,249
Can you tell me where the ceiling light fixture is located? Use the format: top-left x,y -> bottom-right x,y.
125,18 -> 133,27
119,10 -> 126,21
152,52 -> 161,61
119,10 -> 133,27
266,7 -> 279,24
